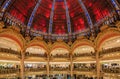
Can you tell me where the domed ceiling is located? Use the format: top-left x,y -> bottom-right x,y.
1,0 -> 117,41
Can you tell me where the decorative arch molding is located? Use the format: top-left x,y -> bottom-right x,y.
95,27 -> 120,51
71,38 -> 94,54
26,36 -> 48,54
51,40 -> 70,54
0,28 -> 25,50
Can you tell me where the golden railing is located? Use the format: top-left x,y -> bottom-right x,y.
99,47 -> 120,56
25,52 -> 47,58
73,53 -> 95,58
102,67 -> 120,73
25,68 -> 47,72
0,48 -> 20,56
74,67 -> 96,72
50,55 -> 70,58
50,68 -> 70,71
0,68 -> 20,74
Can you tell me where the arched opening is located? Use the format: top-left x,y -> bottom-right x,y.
50,48 -> 69,58
73,45 -> 95,58
26,46 -> 47,57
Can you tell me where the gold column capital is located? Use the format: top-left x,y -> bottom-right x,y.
70,54 -> 73,77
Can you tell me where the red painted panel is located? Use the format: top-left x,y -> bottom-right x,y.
53,1 -> 67,34
8,0 -> 36,24
67,0 -> 88,32
83,0 -> 112,24
32,0 -> 52,33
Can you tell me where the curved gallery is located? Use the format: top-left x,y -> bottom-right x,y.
0,0 -> 120,79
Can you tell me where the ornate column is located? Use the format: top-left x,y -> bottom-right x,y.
47,53 -> 50,78
47,42 -> 52,78
70,53 -> 73,79
20,50 -> 25,79
96,50 -> 100,79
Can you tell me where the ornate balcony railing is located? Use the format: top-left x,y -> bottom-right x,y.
0,48 -> 20,56
25,68 -> 46,72
0,68 -> 20,74
74,67 -> 96,72
25,52 -> 47,58
102,67 -> 120,73
99,47 -> 120,56
73,53 -> 95,58
50,68 -> 70,71
50,55 -> 70,59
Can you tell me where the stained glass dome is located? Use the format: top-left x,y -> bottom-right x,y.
1,0 -> 118,41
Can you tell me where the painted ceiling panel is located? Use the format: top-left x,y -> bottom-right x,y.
32,0 -> 52,33
83,0 -> 113,24
7,0 -> 36,24
53,0 -> 67,34
67,0 -> 88,33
